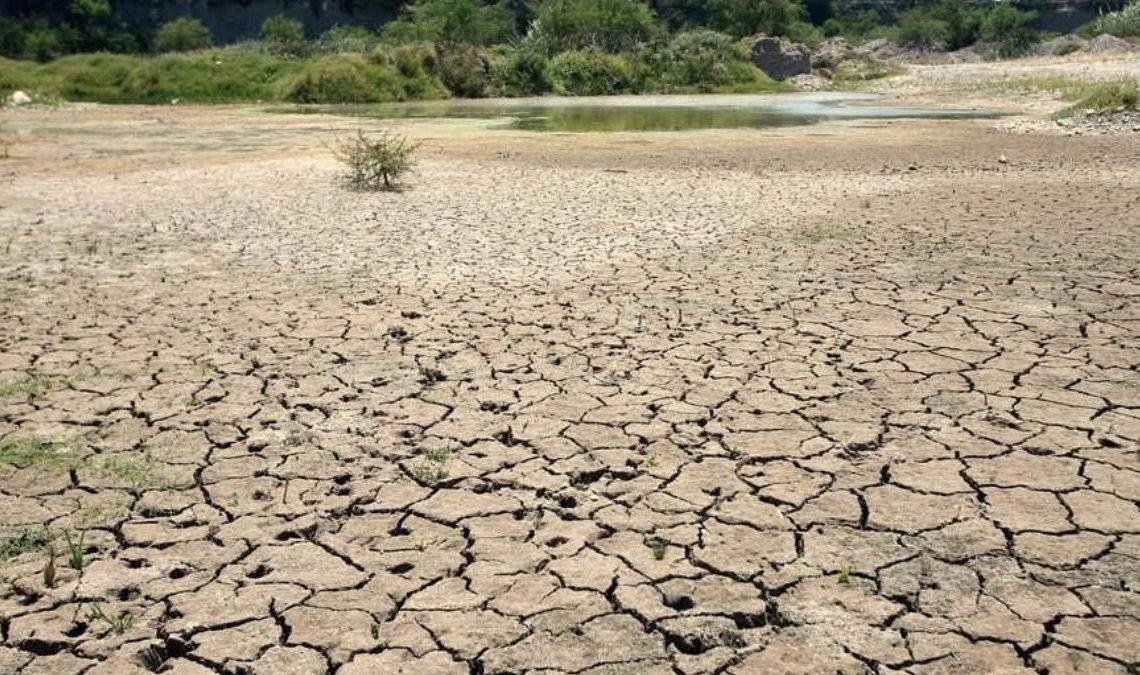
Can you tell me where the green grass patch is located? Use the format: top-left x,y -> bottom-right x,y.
0,47 -> 447,104
0,526 -> 55,562
0,372 -> 55,399
975,76 -> 1139,119
0,437 -> 75,469
1055,80 -> 1139,119
830,58 -> 904,87
97,453 -> 166,495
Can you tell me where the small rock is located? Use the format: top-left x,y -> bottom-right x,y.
6,90 -> 31,107
998,154 -> 1008,164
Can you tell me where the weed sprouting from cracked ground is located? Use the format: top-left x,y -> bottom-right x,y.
86,602 -> 133,634
0,438 -> 75,469
410,446 -> 453,486
646,537 -> 668,561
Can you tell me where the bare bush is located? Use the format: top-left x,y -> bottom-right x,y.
333,129 -> 420,191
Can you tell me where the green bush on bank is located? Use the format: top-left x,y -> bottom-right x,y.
487,44 -> 553,96
0,30 -> 787,104
644,29 -> 767,92
548,48 -> 637,95
437,44 -> 491,97
287,55 -> 403,103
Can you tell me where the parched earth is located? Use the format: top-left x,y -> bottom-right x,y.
1,106 -> 1139,675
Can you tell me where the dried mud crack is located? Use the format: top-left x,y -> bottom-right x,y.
1,106 -> 1139,675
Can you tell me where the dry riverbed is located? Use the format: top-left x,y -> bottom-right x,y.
1,56 -> 1140,675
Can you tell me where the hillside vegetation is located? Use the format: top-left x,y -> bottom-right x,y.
2,0 -> 1137,104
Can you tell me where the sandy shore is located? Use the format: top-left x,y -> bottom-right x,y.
1,56 -> 1139,674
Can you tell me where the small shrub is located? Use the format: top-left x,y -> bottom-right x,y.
549,48 -> 634,95
333,129 -> 420,191
488,45 -> 552,96
155,17 -> 211,53
261,15 -> 307,56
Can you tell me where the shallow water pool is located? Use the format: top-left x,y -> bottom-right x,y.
271,92 -> 998,132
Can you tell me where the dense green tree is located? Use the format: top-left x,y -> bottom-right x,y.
261,15 -> 307,54
707,0 -> 806,37
895,7 -> 949,48
411,0 -> 515,44
938,0 -> 983,50
155,17 -> 212,53
531,0 -> 658,52
980,4 -> 1037,56
381,0 -> 514,45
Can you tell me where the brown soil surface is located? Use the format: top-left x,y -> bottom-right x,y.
2,62 -> 1140,674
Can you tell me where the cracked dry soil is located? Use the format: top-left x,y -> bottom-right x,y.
1,107 -> 1139,675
